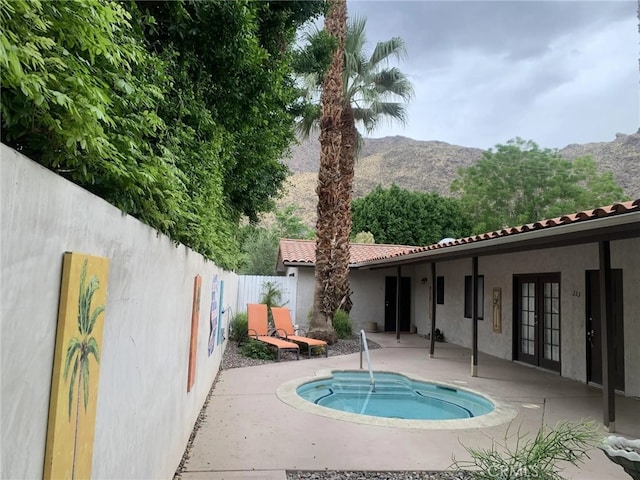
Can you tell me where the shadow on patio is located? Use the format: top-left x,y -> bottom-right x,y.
180,332 -> 639,480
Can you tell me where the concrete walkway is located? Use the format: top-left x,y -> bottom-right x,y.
181,333 -> 639,480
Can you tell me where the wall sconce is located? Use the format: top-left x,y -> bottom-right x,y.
420,277 -> 428,284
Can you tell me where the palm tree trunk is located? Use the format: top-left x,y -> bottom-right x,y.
309,0 -> 347,344
333,102 -> 356,313
71,365 -> 82,480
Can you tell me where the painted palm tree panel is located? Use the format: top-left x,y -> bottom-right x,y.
44,252 -> 109,480
208,275 -> 218,356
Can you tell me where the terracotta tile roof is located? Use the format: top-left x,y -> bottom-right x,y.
401,199 -> 640,256
278,239 -> 418,266
278,199 -> 640,268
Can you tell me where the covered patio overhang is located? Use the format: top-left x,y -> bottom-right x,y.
351,208 -> 640,433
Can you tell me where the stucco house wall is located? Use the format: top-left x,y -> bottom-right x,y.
613,237 -> 640,396
290,265 -> 420,334
416,240 -> 639,396
288,236 -> 639,397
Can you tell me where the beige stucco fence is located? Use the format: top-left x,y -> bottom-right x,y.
1,144 -> 238,479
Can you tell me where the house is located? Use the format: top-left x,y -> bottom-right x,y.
277,199 -> 640,429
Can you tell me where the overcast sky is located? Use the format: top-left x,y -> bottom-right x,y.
342,0 -> 639,149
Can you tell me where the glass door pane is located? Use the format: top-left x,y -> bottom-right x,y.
520,282 -> 536,356
543,281 -> 560,363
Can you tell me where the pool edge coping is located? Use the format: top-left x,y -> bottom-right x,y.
276,368 -> 518,430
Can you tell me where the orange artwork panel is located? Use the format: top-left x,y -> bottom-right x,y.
187,275 -> 201,392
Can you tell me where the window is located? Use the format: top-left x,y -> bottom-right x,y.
436,276 -> 444,304
464,275 -> 484,319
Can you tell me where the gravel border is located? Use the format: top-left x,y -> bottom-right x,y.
286,471 -> 474,480
222,334 -> 382,369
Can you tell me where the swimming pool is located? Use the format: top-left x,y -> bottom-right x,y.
277,369 -> 517,429
296,371 -> 494,420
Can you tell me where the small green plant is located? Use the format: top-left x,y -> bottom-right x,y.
260,281 -> 286,328
240,339 -> 277,360
260,281 -> 284,308
229,313 -> 248,343
451,420 -> 599,480
332,309 -> 352,339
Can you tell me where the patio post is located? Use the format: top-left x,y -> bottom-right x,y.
429,262 -> 436,358
599,240 -> 615,432
396,266 -> 401,342
471,256 -> 478,377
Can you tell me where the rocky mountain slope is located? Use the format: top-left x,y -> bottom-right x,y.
277,131 -> 640,228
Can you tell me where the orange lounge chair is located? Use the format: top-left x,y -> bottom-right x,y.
271,306 -> 328,359
247,303 -> 299,361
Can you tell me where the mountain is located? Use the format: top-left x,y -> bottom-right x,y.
277,131 -> 640,228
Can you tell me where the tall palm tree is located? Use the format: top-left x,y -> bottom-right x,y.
63,259 -> 105,480
308,0 -> 347,343
297,16 -> 413,148
301,16 -> 413,330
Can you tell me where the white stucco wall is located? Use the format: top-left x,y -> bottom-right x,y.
612,237 -> 640,396
290,266 -> 313,326
425,241 -> 639,397
291,267 -> 388,332
293,265 -> 423,334
351,267 -> 393,331
1,146 -> 237,479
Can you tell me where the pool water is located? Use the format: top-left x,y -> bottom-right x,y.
296,371 -> 494,420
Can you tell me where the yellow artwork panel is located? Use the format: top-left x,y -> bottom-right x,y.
44,252 -> 109,480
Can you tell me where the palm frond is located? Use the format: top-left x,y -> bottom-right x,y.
346,16 -> 367,55
355,131 -> 365,157
87,303 -> 105,335
352,107 -> 378,131
63,338 -> 82,380
78,260 -> 88,333
86,337 -> 100,364
371,101 -> 408,124
295,103 -> 321,139
372,68 -> 414,100
80,275 -> 100,335
369,37 -> 407,67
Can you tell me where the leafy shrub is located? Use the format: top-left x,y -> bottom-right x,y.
229,312 -> 248,343
240,339 -> 277,360
451,420 -> 599,480
333,309 -> 352,339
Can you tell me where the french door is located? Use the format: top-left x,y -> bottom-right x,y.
515,274 -> 561,372
384,276 -> 411,332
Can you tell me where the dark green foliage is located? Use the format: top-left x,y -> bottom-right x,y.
292,29 -> 337,79
1,0 -> 187,240
351,185 -> 473,246
1,0 -> 324,269
240,339 -> 277,360
451,138 -> 628,234
332,309 -> 352,339
229,313 -> 248,343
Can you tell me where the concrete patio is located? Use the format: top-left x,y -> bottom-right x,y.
181,333 -> 640,479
